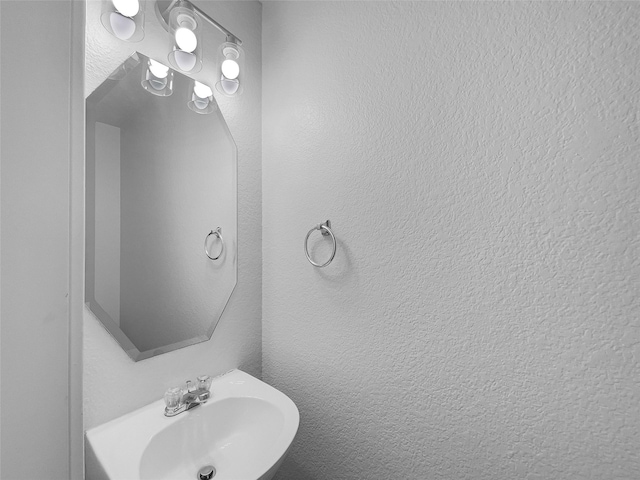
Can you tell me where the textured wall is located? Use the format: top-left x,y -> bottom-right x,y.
84,0 -> 262,429
262,2 -> 640,479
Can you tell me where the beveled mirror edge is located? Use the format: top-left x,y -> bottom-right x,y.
85,302 -> 216,361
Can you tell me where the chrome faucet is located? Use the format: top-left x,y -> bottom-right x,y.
164,375 -> 212,417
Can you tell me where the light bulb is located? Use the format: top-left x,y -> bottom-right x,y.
193,81 -> 212,99
175,27 -> 197,53
221,59 -> 239,80
148,59 -> 169,79
111,0 -> 139,18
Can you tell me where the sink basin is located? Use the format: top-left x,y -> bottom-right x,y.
85,370 -> 299,480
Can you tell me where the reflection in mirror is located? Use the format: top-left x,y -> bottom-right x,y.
86,53 -> 237,361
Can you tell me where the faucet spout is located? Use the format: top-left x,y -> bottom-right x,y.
164,376 -> 212,417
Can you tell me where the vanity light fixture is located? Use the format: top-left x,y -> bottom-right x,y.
215,37 -> 244,97
102,0 -> 245,99
187,80 -> 217,114
166,0 -> 202,73
141,58 -> 174,96
159,0 -> 244,94
101,0 -> 145,42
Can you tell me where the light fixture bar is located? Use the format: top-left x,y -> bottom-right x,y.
189,2 -> 242,46
161,0 -> 242,45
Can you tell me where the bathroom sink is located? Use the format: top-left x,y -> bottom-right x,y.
85,370 -> 299,480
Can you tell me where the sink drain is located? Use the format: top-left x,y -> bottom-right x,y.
197,465 -> 216,479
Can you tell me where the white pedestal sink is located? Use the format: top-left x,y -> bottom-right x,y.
85,370 -> 299,480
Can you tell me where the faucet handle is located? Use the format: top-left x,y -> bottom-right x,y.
185,380 -> 196,393
197,375 -> 212,402
197,375 -> 212,391
164,387 -> 182,410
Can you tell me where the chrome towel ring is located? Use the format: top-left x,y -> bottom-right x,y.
304,220 -> 336,268
204,227 -> 224,260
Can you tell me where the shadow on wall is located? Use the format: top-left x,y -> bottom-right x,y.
309,237 -> 357,288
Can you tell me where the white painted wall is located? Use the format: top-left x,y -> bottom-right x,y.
0,1 -> 82,478
262,2 -> 640,479
84,0 -> 262,429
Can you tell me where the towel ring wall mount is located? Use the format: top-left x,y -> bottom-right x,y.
304,220 -> 336,268
204,227 -> 224,260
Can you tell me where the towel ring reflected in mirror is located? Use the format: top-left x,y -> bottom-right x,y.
205,227 -> 224,260
304,220 -> 336,268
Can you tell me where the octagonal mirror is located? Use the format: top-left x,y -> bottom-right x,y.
85,53 -> 237,361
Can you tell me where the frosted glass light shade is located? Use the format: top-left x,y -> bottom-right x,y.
216,41 -> 244,96
168,49 -> 200,73
188,80 -> 217,114
110,13 -> 136,40
215,75 -> 242,97
100,0 -> 144,42
167,2 -> 202,73
141,59 -> 174,96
